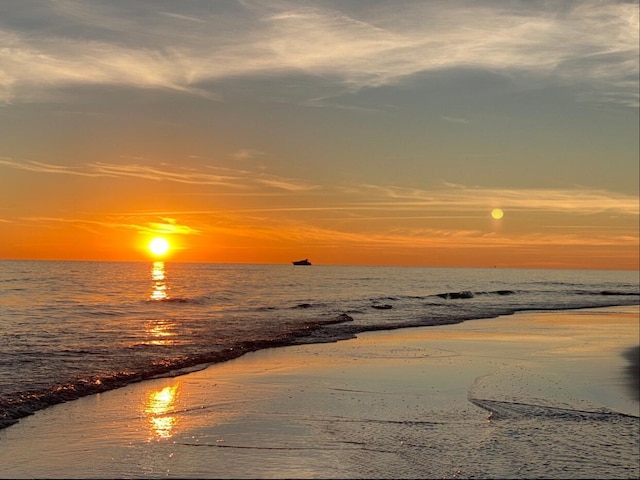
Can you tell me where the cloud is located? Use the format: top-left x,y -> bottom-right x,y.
146,218 -> 200,235
353,183 -> 640,216
89,162 -> 244,186
0,156 -> 317,192
17,204 -> 637,254
230,149 -> 266,161
18,215 -> 200,236
0,157 -> 101,177
226,181 -> 640,218
194,210 -> 638,251
253,176 -> 315,192
0,157 -> 244,185
3,155 -> 636,217
0,1 -> 637,106
442,116 -> 468,124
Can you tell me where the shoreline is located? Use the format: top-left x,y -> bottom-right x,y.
3,302 -> 637,433
0,305 -> 638,478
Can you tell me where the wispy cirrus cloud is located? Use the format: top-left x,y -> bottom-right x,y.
352,183 -> 640,216
16,206 -> 637,251
17,215 -> 200,236
0,157 -> 316,192
0,1 -> 637,106
2,155 -> 636,217
442,116 -> 468,125
230,149 -> 266,161
89,162 -> 243,186
192,211 -> 638,251
146,218 -> 200,235
0,157 -> 101,177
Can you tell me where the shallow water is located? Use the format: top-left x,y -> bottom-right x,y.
0,307 -> 637,479
1,261 -> 638,430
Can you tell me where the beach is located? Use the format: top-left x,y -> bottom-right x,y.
0,305 -> 638,479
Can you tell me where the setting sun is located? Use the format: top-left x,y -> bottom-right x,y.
149,237 -> 170,256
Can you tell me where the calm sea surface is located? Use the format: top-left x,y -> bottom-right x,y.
0,260 -> 638,430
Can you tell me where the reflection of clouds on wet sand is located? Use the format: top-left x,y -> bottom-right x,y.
623,345 -> 639,401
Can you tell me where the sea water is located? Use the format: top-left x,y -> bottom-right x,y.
0,260 -> 638,430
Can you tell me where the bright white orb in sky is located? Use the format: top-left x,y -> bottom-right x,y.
491,208 -> 504,220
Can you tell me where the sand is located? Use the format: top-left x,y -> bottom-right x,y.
0,306 -> 638,479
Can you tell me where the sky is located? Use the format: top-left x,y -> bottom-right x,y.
0,0 -> 638,270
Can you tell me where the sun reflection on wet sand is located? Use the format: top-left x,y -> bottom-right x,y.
150,261 -> 168,301
144,383 -> 180,440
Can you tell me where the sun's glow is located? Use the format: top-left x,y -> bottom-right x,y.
149,237 -> 170,256
491,208 -> 504,220
145,383 -> 180,439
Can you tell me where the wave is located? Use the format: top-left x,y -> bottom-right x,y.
1,290 -> 637,431
435,289 -> 516,299
434,288 -> 639,301
147,296 -> 199,304
598,291 -> 639,296
0,312 -> 355,430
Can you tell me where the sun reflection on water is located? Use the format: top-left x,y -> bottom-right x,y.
145,383 -> 180,440
150,261 -> 168,301
144,319 -> 176,346
146,261 -> 177,345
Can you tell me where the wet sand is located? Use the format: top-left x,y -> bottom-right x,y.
0,306 -> 638,479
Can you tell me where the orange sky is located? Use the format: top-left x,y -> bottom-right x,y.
0,1 -> 638,270
2,183 -> 637,269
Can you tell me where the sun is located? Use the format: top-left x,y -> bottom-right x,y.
148,237 -> 170,256
491,208 -> 504,220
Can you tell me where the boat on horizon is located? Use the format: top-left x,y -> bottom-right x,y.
292,259 -> 312,265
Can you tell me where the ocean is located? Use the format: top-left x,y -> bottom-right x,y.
0,260 -> 638,431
